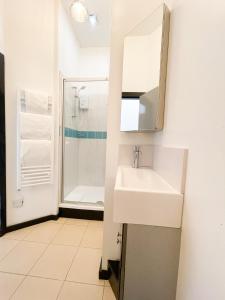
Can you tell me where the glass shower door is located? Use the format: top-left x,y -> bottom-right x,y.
62,79 -> 108,209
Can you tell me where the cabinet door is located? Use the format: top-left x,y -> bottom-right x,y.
121,224 -> 181,300
119,225 -> 127,300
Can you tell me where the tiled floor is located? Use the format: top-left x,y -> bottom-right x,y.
0,218 -> 116,300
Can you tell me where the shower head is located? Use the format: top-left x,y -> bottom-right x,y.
72,86 -> 86,93
72,86 -> 86,98
72,86 -> 86,89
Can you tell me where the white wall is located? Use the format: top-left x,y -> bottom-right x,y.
104,0 -> 225,299
58,0 -> 80,77
79,47 -> 110,78
4,0 -> 58,225
154,0 -> 225,299
0,0 -> 4,53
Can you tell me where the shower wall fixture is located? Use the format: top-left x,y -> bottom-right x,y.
72,86 -> 86,118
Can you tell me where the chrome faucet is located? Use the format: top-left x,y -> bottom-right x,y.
132,145 -> 141,168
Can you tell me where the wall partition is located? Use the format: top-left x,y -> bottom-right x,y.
62,78 -> 108,211
0,53 -> 6,234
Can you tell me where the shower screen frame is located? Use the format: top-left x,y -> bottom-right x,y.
60,77 -> 109,209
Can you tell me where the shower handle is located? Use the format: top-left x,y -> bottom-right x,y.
72,96 -> 79,118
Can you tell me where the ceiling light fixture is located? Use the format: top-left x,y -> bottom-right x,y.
71,0 -> 88,23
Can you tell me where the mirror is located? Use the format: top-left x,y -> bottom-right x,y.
120,4 -> 170,132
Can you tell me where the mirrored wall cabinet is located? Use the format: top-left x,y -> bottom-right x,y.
120,4 -> 170,132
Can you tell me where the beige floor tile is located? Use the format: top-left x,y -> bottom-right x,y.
67,247 -> 104,286
52,225 -> 86,246
0,241 -> 47,275
88,221 -> 104,229
50,218 -> 67,224
103,287 -> 116,300
64,218 -> 89,226
42,219 -> 66,225
3,227 -> 34,241
58,281 -> 103,300
0,239 -> 18,261
0,272 -> 24,300
24,222 -> 62,244
11,276 -> 62,300
30,244 -> 77,280
105,280 -> 110,287
81,226 -> 103,249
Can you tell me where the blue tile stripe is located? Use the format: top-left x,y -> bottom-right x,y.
64,128 -> 107,139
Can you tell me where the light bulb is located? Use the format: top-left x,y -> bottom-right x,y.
71,0 -> 88,23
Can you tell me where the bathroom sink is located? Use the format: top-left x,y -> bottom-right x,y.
113,166 -> 184,228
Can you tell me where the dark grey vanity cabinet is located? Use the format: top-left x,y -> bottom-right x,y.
118,224 -> 181,300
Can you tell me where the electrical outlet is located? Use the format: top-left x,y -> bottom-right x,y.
13,196 -> 24,208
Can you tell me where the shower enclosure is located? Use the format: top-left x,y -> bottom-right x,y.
62,78 -> 108,211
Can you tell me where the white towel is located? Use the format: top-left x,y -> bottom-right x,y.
21,140 -> 51,167
20,113 -> 52,140
25,90 -> 49,114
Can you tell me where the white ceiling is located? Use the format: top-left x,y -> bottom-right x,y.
63,0 -> 112,47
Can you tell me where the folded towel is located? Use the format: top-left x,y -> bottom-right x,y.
20,113 -> 52,140
21,140 -> 51,167
25,90 -> 49,114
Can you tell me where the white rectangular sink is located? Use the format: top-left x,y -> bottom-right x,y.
113,166 -> 184,228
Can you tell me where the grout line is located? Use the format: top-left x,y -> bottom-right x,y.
65,278 -> 104,287
78,220 -> 90,248
60,224 -> 88,230
102,286 -> 105,300
0,270 -> 27,277
50,224 -> 87,247
0,240 -> 20,264
77,245 -> 103,250
58,223 -> 90,293
49,223 -> 68,244
9,274 -> 27,300
0,271 -> 64,283
0,240 -> 44,267
25,222 -> 64,245
1,219 -> 106,299
24,274 -> 64,283
64,280 -> 105,287
63,227 -> 88,282
24,221 -> 65,276
25,243 -> 49,276
56,280 -> 65,300
1,226 -> 34,242
55,244 -> 82,299
8,275 -> 64,300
